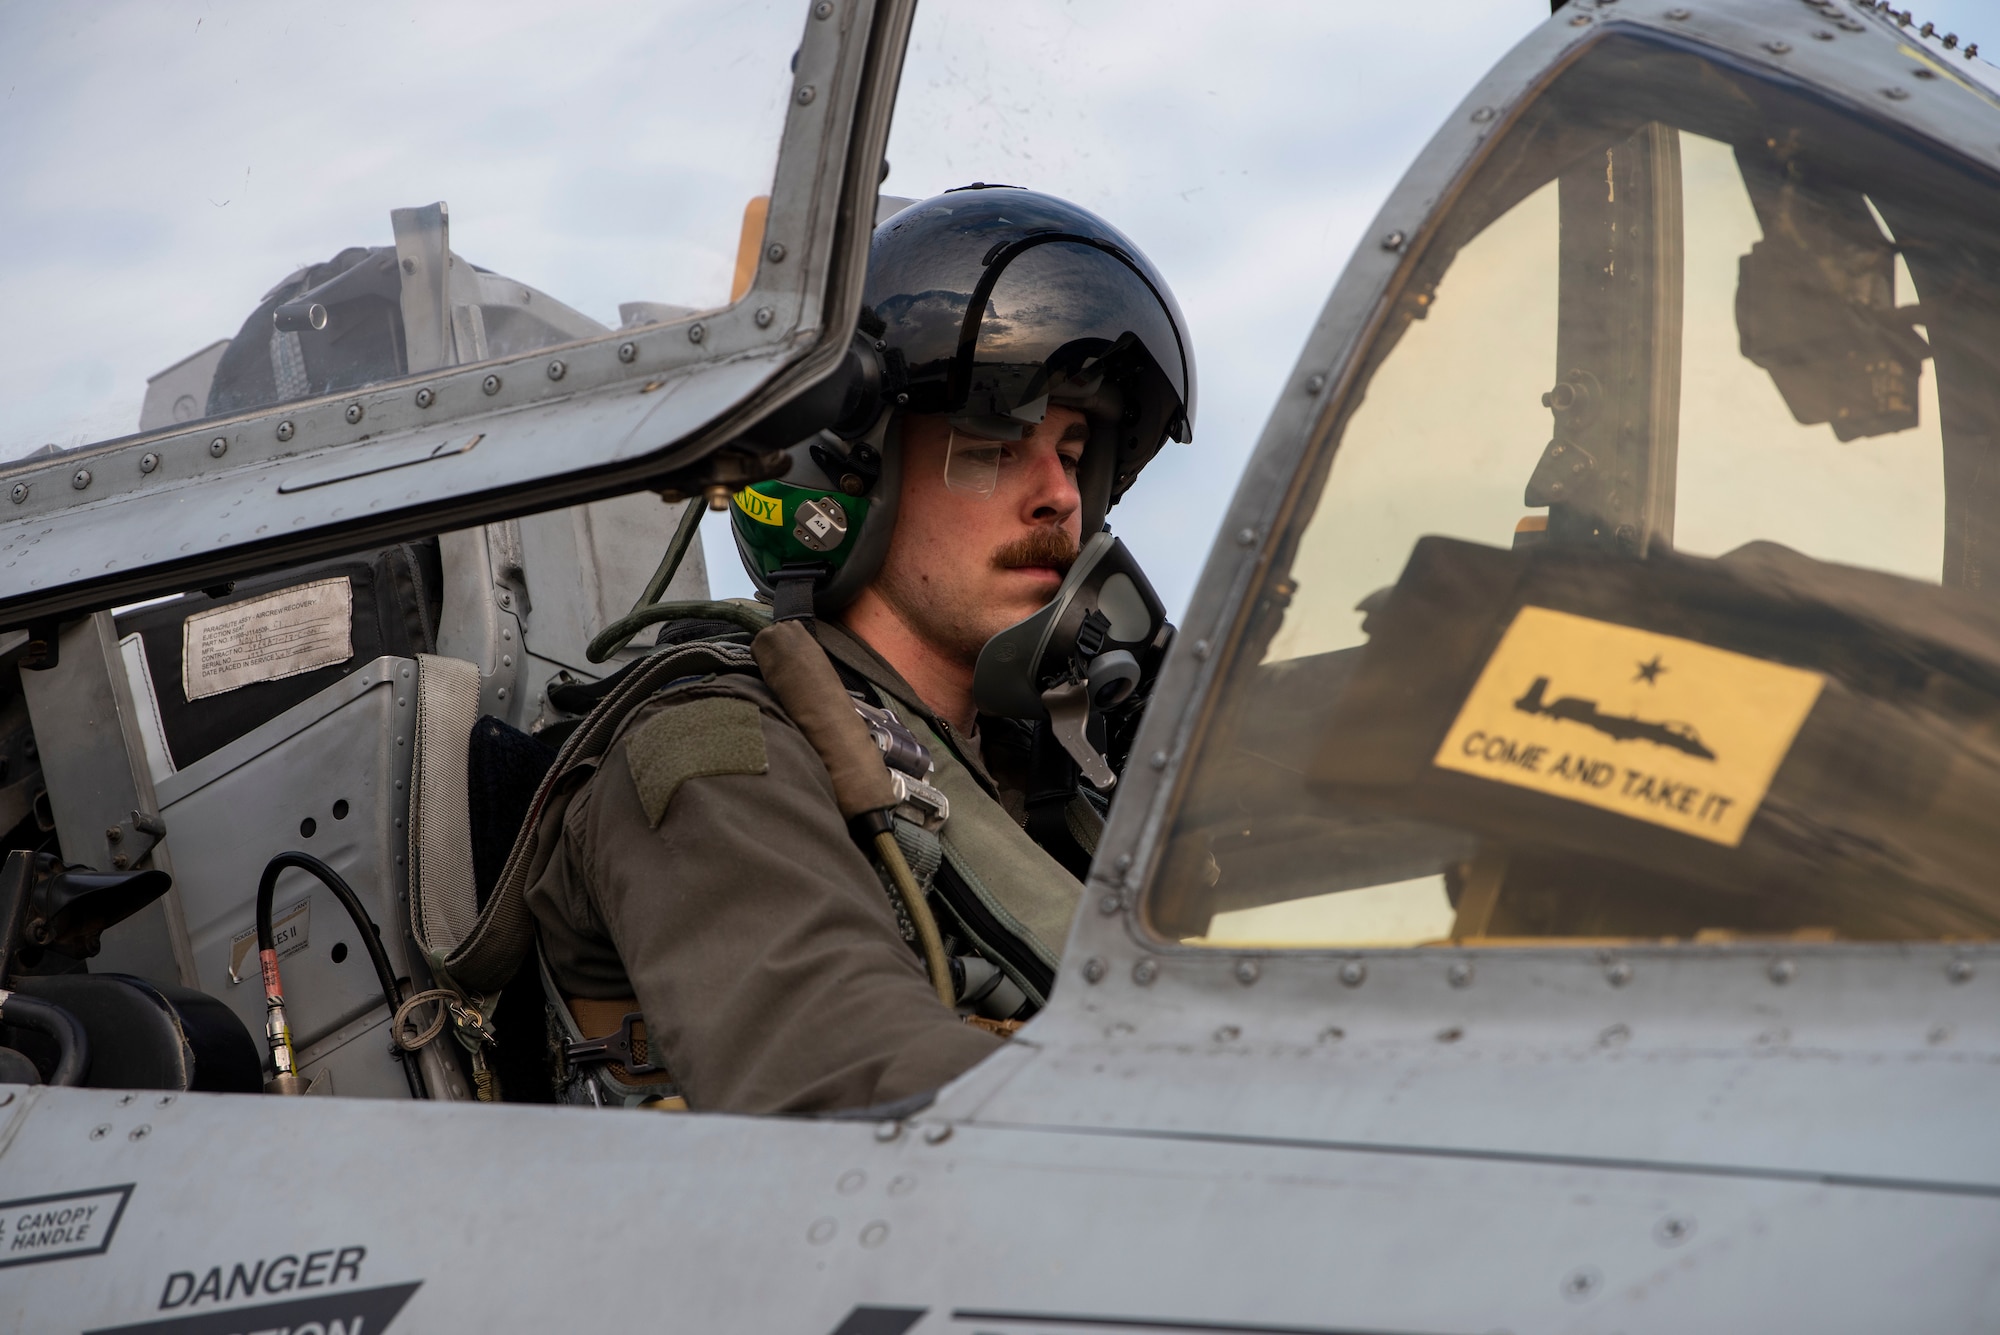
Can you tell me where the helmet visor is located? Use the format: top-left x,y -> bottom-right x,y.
954,239 -> 1190,437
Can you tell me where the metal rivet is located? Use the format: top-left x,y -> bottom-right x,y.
1569,11 -> 1592,23
1340,960 -> 1367,987
210,436 -> 230,458
1148,750 -> 1167,771
1192,638 -> 1211,660
1436,1026 -> 1464,1043
401,257 -> 417,274
129,1124 -> 151,1141
1380,230 -> 1406,251
836,1169 -> 866,1193
1305,373 -> 1327,394
1561,1266 -> 1601,1301
9,483 -> 26,505
688,323 -> 706,344
807,1217 -> 837,1244
1768,958 -> 1796,985
482,374 -> 502,395
797,85 -> 817,106
415,387 -> 436,408
1599,1023 -> 1631,1047
1234,959 -> 1260,986
344,402 -> 364,424
1098,892 -> 1122,916
1216,1025 -> 1241,1042
1947,958 -> 1974,984
275,420 -> 295,442
156,1094 -> 174,1108
1666,6 -> 1691,16
873,1120 -> 902,1142
754,306 -> 775,328
139,452 -> 159,474
766,242 -> 788,263
814,0 -> 833,15
921,1123 -> 952,1146
1471,106 -> 1496,123
859,1221 -> 890,1248
1235,527 -> 1256,546
1113,852 -> 1133,872
1132,957 -> 1158,985
618,341 -> 638,364
1605,960 -> 1633,988
1883,86 -> 1910,99
71,469 -> 90,490
1082,956 -> 1107,984
89,1124 -> 110,1141
1812,27 -> 1835,39
118,1092 -> 136,1105
1654,1215 -> 1694,1246
1448,960 -> 1475,988
1765,39 -> 1791,52
547,359 -> 567,381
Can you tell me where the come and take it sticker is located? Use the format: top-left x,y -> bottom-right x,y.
1433,606 -> 1823,846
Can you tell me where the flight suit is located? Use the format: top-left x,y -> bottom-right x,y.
523,619 -> 1088,1115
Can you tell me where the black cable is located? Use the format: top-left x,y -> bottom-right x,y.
258,852 -> 427,1099
0,992 -> 89,1086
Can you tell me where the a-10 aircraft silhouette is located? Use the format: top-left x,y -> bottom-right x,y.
1513,675 -> 1717,760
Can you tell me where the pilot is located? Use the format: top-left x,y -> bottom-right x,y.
523,186 -> 1195,1113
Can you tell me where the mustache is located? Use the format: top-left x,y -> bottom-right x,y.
992,527 -> 1079,573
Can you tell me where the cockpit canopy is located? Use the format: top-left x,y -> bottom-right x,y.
1152,25 -> 2000,949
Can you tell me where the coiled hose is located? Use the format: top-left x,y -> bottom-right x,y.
0,990 -> 90,1086
257,852 -> 426,1099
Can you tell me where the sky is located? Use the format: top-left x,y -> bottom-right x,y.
1,0 -> 1995,622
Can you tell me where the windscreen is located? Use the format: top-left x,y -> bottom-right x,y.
1149,35 -> 2000,949
0,0 -> 800,461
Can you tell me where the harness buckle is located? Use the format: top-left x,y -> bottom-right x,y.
561,1010 -> 663,1076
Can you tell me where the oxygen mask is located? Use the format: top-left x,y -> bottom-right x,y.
973,531 -> 1171,788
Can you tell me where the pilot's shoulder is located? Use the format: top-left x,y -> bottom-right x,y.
617,673 -> 789,827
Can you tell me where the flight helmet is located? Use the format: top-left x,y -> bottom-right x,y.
731,186 -> 1196,612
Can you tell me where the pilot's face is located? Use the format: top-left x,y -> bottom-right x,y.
864,406 -> 1086,667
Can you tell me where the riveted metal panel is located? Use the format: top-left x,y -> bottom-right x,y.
0,0 -> 917,628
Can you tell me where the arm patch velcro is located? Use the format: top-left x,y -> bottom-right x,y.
625,696 -> 769,827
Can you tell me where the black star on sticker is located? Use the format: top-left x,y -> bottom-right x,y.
1634,654 -> 1667,685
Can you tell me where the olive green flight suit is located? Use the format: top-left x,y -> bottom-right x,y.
524,620 -> 1086,1115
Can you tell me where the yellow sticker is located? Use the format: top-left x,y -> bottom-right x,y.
732,488 -> 783,526
1433,606 -> 1823,846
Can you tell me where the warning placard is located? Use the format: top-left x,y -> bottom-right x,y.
1433,606 -> 1823,846
181,577 -> 352,702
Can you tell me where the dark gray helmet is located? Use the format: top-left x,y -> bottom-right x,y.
733,185 -> 1196,612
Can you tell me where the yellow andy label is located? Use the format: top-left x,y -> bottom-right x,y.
1433,606 -> 1823,847
732,487 -> 783,527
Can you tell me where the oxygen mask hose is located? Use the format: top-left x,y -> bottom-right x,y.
256,852 -> 427,1098
872,826 -> 955,1007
